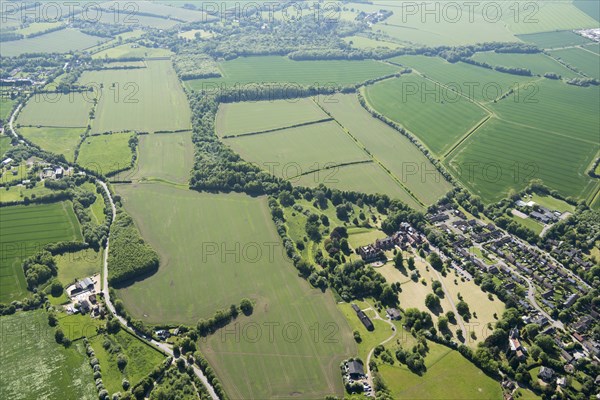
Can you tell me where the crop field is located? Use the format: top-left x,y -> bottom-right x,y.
18,127 -> 84,162
471,52 -> 581,79
89,329 -> 165,394
114,184 -> 355,399
0,202 -> 82,302
320,94 -> 453,206
224,121 -> 371,179
186,56 -> 400,89
388,55 -> 537,102
17,94 -> 92,128
548,47 -> 600,79
77,133 -> 134,177
216,98 -> 329,137
127,1 -> 211,22
516,30 -> 593,49
378,343 -> 502,399
574,0 -> 600,20
364,74 -> 488,155
0,29 -> 104,57
56,249 -> 103,286
0,97 -> 15,122
91,44 -> 173,60
91,11 -> 180,29
0,310 -> 97,400
128,132 -> 194,184
79,60 -> 191,134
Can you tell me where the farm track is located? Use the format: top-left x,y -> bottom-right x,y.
442,115 -> 492,160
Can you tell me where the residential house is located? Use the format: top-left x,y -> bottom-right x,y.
386,308 -> 401,320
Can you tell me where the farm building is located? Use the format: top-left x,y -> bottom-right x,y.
386,308 -> 401,320
347,360 -> 365,379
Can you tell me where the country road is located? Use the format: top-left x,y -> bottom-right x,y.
98,182 -> 220,400
7,103 -> 22,139
364,306 -> 397,395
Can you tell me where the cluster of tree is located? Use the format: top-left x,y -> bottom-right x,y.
130,357 -> 175,400
566,77 -> 599,87
107,212 -> 159,285
196,298 -> 253,337
0,32 -> 23,42
71,19 -> 132,38
193,352 -> 230,400
173,48 -> 222,80
22,250 -> 56,290
148,363 -> 204,400
329,260 -> 397,306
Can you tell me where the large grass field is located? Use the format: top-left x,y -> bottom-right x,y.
471,52 -> 581,79
186,56 -> 400,89
0,134 -> 11,157
114,184 -> 355,399
76,133 -> 134,177
343,35 -> 401,50
548,47 -> 600,79
0,29 -> 104,57
91,44 -> 173,60
224,120 -> 371,179
516,30 -> 593,49
14,21 -> 65,36
56,248 -> 103,286
216,98 -> 329,137
321,93 -> 453,206
0,310 -> 97,400
128,132 -> 194,184
1,97 -> 15,123
364,74 -> 488,155
79,60 -> 192,134
0,202 -> 82,302
17,94 -> 92,128
17,127 -> 84,162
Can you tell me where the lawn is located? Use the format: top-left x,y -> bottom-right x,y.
17,127 -> 84,162
0,184 -> 58,204
516,30 -> 594,49
347,227 -> 387,249
17,94 -> 92,128
114,183 -> 355,399
216,98 -> 329,137
321,93 -> 453,207
186,56 -> 400,89
224,120 -> 371,179
548,47 -> 600,79
0,310 -> 97,400
91,43 -> 173,60
471,52 -> 580,79
77,133 -> 134,177
343,35 -> 401,50
0,202 -> 82,302
0,29 -> 104,57
128,132 -> 194,184
79,60 -> 192,134
511,214 -> 544,236
89,329 -> 165,394
56,248 -> 103,286
364,74 -> 488,155
0,134 -> 12,157
531,193 -> 576,213
1,97 -> 16,123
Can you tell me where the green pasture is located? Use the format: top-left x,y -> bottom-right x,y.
0,29 -> 104,57
471,52 -> 580,79
548,47 -> 600,79
77,133 -> 134,177
18,127 -> 84,162
17,94 -> 92,128
56,248 -> 103,286
517,30 -> 593,49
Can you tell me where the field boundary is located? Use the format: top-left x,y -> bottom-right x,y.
221,117 -> 333,139
286,159 -> 374,180
443,115 -> 492,160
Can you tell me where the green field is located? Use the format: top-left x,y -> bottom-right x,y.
548,47 -> 600,79
517,30 -> 593,49
56,248 -> 103,286
15,22 -> 65,36
512,214 -> 544,235
321,93 -> 453,206
77,133 -> 134,177
89,329 -> 165,394
224,120 -> 371,179
216,98 -> 329,137
79,60 -> 191,134
17,94 -> 92,128
114,184 -> 355,399
128,132 -> 194,184
531,193 -> 576,213
0,184 -> 58,204
186,56 -> 400,89
471,52 -> 581,79
365,74 -> 488,155
0,134 -> 11,157
574,0 -> 600,21
0,202 -> 82,302
18,127 -> 84,162
0,310 -> 97,400
90,11 -> 180,29
92,43 -> 173,60
343,35 -> 401,49
0,29 -> 104,57
1,96 -> 15,123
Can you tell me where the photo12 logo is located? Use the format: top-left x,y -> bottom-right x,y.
1,2 -> 141,24
198,1 -> 342,23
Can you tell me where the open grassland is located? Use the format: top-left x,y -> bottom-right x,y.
388,55 -> 537,102
0,310 -> 97,400
92,43 -> 173,59
18,127 -> 84,162
338,301 -> 394,360
574,0 -> 600,20
531,193 -> 576,213
216,98 -> 329,137
343,35 -> 401,49
115,184 -> 355,399
89,11 -> 180,29
517,30 -> 593,49
0,184 -> 58,204
89,329 -> 165,394
56,248 -> 103,286
321,93 -> 453,206
125,1 -> 210,22
471,52 -> 580,78
17,94 -> 91,128
77,133 -> 134,177
0,134 -> 11,156
1,97 -> 15,122
79,60 -> 191,134
186,56 -> 400,89
128,132 -> 194,184
548,47 -> 600,79
365,74 -> 488,155
0,202 -> 81,302
224,120 -> 371,178
15,22 -> 65,36
378,342 -> 502,399
86,30 -> 145,55
512,214 -> 544,235
0,29 -> 104,57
